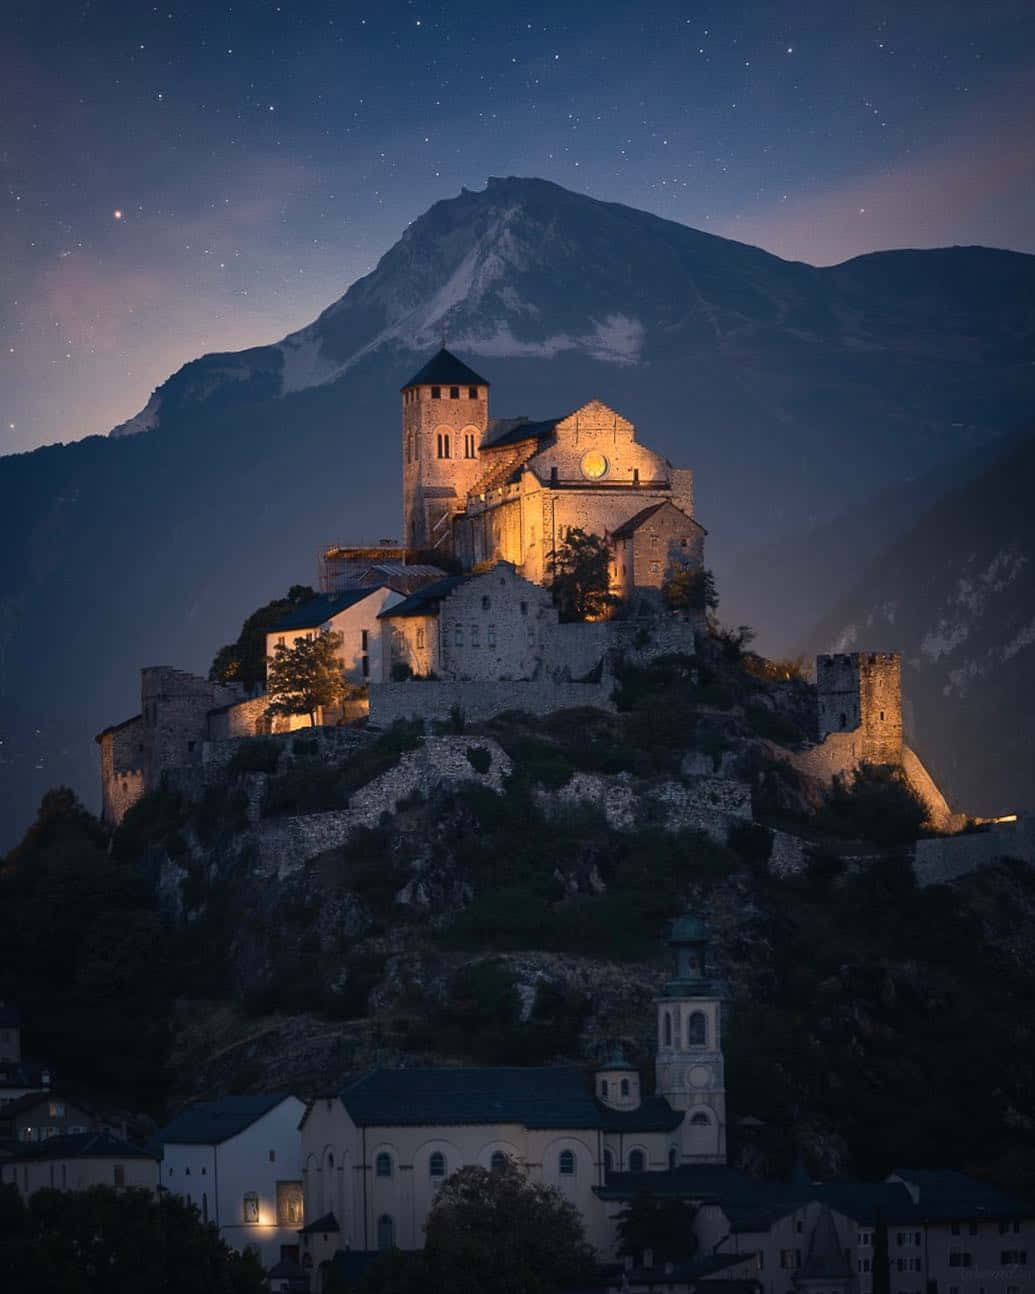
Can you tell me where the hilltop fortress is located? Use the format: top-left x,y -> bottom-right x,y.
97,346 -> 997,861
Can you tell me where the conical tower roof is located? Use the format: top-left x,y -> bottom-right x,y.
400,346 -> 489,390
798,1206 -> 853,1280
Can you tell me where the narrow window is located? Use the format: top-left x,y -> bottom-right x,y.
487,625 -> 496,647
628,1149 -> 645,1172
375,1153 -> 392,1178
377,1214 -> 395,1250
202,1192 -> 208,1222
558,1150 -> 575,1176
471,624 -> 480,647
633,468 -> 640,485
688,1011 -> 707,1047
603,1149 -> 614,1173
362,656 -> 369,678
443,433 -> 450,458
550,466 -> 558,486
468,386 -> 478,398
454,624 -> 463,647
450,386 -> 459,399
490,1151 -> 507,1172
520,601 -> 528,615
361,629 -> 369,651
620,1078 -> 629,1097
269,1149 -> 276,1163
416,626 -> 425,650
663,1011 -> 672,1047
429,1151 -> 446,1178
668,1148 -> 677,1169
600,1079 -> 608,1098
431,386 -> 441,399
481,595 -> 490,610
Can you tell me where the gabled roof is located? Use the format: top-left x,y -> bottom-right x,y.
401,347 -> 489,390
597,1046 -> 638,1072
4,1131 -> 155,1162
299,1210 -> 339,1234
799,1206 -> 853,1279
611,501 -> 702,540
482,415 -> 563,450
338,1065 -> 681,1132
269,589 -> 385,633
377,575 -> 468,619
885,1168 -> 1033,1222
156,1094 -> 292,1146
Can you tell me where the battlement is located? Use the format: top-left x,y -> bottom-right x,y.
816,650 -> 903,763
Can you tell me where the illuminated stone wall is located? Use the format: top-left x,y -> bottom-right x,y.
402,381 -> 488,548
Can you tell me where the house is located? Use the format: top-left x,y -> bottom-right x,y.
610,501 -> 706,609
376,563 -> 557,682
264,587 -> 404,729
0,1089 -> 124,1142
154,1093 -> 306,1271
0,1131 -> 158,1198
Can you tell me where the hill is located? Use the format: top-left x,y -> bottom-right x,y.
2,176 -> 1034,844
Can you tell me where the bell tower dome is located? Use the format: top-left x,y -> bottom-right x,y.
401,347 -> 490,552
654,914 -> 726,1165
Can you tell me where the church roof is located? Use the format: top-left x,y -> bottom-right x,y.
597,1046 -> 638,1072
269,588 -> 385,632
482,414 -> 563,450
377,575 -> 467,618
336,1065 -> 681,1132
401,347 -> 489,390
156,1094 -> 292,1145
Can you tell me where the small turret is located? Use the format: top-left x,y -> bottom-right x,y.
595,1046 -> 641,1111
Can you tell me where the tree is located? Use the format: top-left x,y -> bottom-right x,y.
209,584 -> 315,689
548,527 -> 616,621
266,629 -> 348,727
661,566 -> 718,615
419,1161 -> 596,1294
615,1192 -> 698,1265
817,762 -> 928,846
0,1184 -> 268,1293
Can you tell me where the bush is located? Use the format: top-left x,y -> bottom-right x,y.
746,704 -> 803,746
391,660 -> 412,682
815,762 -> 928,846
227,739 -> 283,775
465,746 -> 492,774
110,787 -> 187,861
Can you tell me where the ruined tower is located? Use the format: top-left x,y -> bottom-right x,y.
401,347 -> 490,551
816,651 -> 903,764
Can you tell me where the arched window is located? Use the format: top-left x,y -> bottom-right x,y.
668,1147 -> 678,1169
628,1149 -> 646,1173
620,1078 -> 630,1097
429,1151 -> 446,1178
687,1011 -> 707,1047
600,1079 -> 608,1098
663,1011 -> 672,1047
376,1214 -> 394,1250
559,1150 -> 575,1177
603,1149 -> 614,1174
690,1111 -> 710,1126
490,1151 -> 507,1173
326,1151 -> 334,1170
375,1152 -> 392,1178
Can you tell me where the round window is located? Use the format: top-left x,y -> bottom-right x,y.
581,450 -> 608,480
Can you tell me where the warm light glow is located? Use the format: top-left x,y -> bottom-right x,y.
113,208 -> 123,220
992,814 -> 1018,824
581,450 -> 608,480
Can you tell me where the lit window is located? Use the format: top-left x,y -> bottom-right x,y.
243,1192 -> 260,1222
628,1150 -> 645,1172
375,1153 -> 392,1178
429,1152 -> 446,1178
559,1150 -> 575,1176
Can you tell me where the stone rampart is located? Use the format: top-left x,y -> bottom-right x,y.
369,677 -> 616,727
206,696 -> 270,740
913,816 -> 1035,886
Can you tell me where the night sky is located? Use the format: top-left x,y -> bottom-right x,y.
2,0 -> 1033,455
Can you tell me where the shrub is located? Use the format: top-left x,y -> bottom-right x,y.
228,739 -> 283,775
390,660 -> 412,682
815,762 -> 928,846
111,787 -> 187,861
465,746 -> 492,775
746,704 -> 803,746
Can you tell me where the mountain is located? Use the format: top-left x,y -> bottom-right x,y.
2,175 -> 1034,845
807,426 -> 1035,816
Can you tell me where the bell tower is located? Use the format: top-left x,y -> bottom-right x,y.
655,915 -> 726,1165
401,347 -> 490,551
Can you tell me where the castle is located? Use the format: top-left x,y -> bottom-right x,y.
97,346 -> 969,843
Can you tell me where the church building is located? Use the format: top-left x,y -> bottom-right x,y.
399,348 -> 705,600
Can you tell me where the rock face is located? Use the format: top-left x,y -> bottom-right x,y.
2,177 -> 1034,848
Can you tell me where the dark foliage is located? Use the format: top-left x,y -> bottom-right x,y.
548,527 -> 615,622
209,584 -> 315,690
615,1193 -> 699,1264
815,762 -> 929,846
0,1184 -> 267,1293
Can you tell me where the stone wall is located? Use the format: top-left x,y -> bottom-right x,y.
816,651 -> 902,762
253,736 -> 512,878
206,696 -> 270,740
369,676 -> 616,727
142,666 -> 241,782
97,715 -> 148,824
913,815 -> 1035,886
438,565 -> 557,682
901,746 -> 965,833
403,379 -> 488,548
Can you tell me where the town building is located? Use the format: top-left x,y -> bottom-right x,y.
153,1093 -> 306,1271
0,1090 -> 126,1143
0,1006 -> 54,1106
0,1131 -> 158,1198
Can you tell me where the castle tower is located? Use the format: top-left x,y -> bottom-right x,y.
816,651 -> 903,764
401,347 -> 490,551
594,1046 -> 642,1112
654,915 -> 726,1165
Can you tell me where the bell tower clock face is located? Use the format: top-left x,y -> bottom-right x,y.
580,450 -> 608,480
